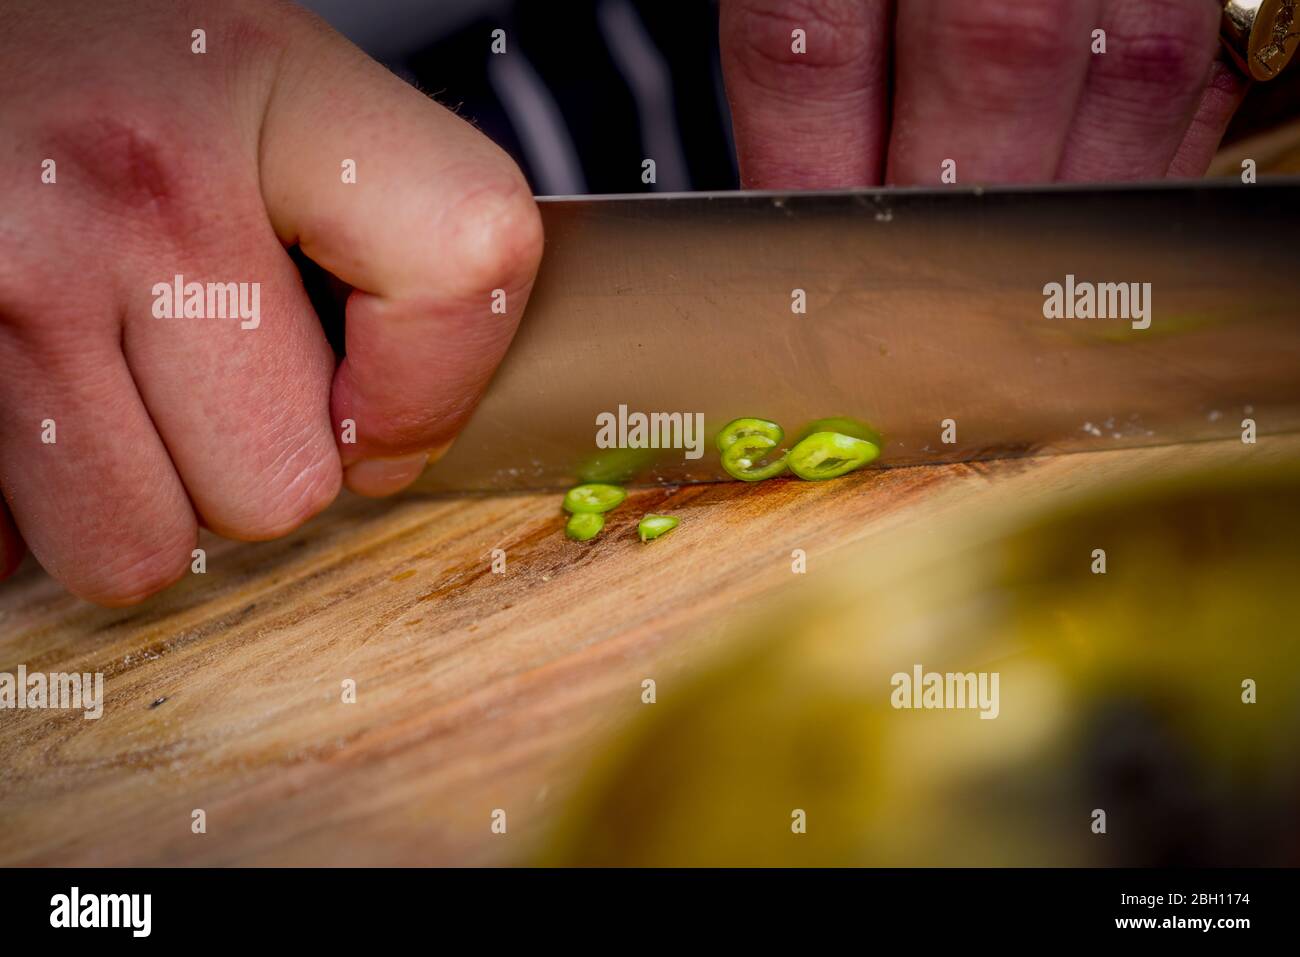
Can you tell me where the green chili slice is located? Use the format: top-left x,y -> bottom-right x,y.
565,512 -> 605,541
577,447 -> 659,484
715,417 -> 783,453
563,483 -> 627,514
638,514 -> 679,542
721,434 -> 789,482
787,431 -> 880,481
798,416 -> 883,448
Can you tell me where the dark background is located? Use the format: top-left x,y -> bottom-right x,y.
302,0 -> 739,194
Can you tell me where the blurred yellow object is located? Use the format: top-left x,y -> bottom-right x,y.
543,459 -> 1300,866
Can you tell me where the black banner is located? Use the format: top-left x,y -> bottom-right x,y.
0,867 -> 1289,942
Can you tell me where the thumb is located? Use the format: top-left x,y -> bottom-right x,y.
258,11 -> 543,496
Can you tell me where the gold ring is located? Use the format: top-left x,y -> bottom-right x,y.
1221,0 -> 1300,80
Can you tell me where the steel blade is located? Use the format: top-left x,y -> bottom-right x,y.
417,181 -> 1300,493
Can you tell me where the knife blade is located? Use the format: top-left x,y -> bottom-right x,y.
417,181 -> 1300,493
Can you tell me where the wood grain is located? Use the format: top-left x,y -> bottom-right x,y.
2,436 -> 1295,865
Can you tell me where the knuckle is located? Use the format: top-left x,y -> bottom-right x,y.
725,0 -> 879,96
355,396 -> 472,453
1098,18 -> 1216,97
35,96 -> 209,245
47,110 -> 177,205
74,519 -> 195,607
205,430 -> 341,541
436,172 -> 544,300
935,2 -> 1079,79
221,2 -> 299,62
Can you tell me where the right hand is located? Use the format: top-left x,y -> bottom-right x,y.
0,0 -> 544,605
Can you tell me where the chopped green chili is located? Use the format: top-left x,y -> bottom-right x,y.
566,511 -> 605,541
638,514 -> 679,542
561,417 -> 882,545
721,434 -> 789,482
797,416 -> 883,448
787,431 -> 880,480
563,483 -> 628,514
577,447 -> 659,484
715,417 -> 783,453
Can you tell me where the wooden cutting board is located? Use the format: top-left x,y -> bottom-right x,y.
6,124 -> 1300,866
3,435 -> 1295,865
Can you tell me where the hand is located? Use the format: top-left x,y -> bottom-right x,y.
720,0 -> 1247,187
0,0 -> 543,604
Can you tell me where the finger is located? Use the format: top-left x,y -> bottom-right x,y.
888,0 -> 1100,185
120,183 -> 341,541
0,325 -> 197,606
0,497 -> 24,582
1056,0 -> 1223,181
258,11 -> 544,497
719,0 -> 892,188
1166,57 -> 1249,178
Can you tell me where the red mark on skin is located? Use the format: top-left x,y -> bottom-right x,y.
53,118 -> 173,204
43,115 -> 201,243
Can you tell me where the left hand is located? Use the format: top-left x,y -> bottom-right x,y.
719,0 -> 1248,188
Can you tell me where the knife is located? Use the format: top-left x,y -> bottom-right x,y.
417,180 -> 1300,493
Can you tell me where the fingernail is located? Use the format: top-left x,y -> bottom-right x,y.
345,452 -> 429,498
426,438 -> 455,466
